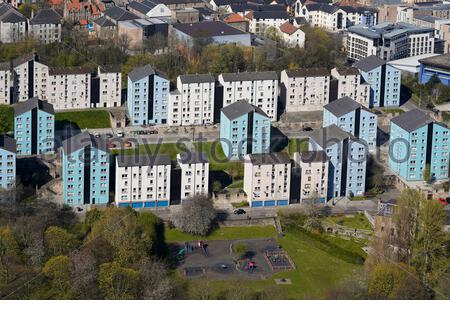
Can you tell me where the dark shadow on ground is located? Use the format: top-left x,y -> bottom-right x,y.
270,127 -> 288,152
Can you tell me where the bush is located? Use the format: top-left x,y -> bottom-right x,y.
171,195 -> 216,236
233,243 -> 248,258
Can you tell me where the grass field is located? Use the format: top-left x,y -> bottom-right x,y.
111,142 -> 186,160
0,105 -> 13,134
325,213 -> 373,231
285,138 -> 309,156
165,225 -> 277,243
180,226 -> 364,299
194,141 -> 229,171
55,110 -> 111,130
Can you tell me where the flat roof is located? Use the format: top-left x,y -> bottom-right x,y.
419,54 -> 450,70
248,152 -> 291,165
173,21 -> 247,38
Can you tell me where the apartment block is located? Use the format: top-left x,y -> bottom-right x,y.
330,66 -> 370,107
347,22 -> 435,61
168,74 -> 215,126
61,132 -> 110,206
127,64 -> 170,125
353,55 -> 401,108
98,65 -> 122,108
0,62 -> 10,104
14,97 -> 55,156
115,154 -> 171,208
29,8 -> 62,44
280,68 -> 330,112
243,152 -> 291,207
309,125 -> 367,199
218,71 -> 278,121
0,135 -> 16,190
389,109 -> 449,181
0,3 -> 27,43
323,97 -> 378,153
177,152 -> 209,201
293,150 -> 329,204
247,10 -> 290,36
12,53 -> 49,103
220,100 -> 271,160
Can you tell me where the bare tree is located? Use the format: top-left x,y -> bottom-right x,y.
171,195 -> 216,236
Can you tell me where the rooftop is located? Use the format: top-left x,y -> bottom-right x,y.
128,64 -> 155,82
220,71 -> 278,82
334,65 -> 360,76
248,152 -> 291,165
391,108 -> 433,132
284,68 -> 330,78
297,150 -> 329,163
30,8 -> 62,25
309,124 -> 355,149
348,22 -> 434,40
14,97 -> 55,117
116,154 -> 171,167
323,97 -> 366,117
221,100 -> 268,120
173,21 -> 247,38
353,55 -> 386,72
62,132 -> 108,155
179,74 -> 215,83
0,135 -> 16,154
49,66 -> 91,75
419,53 -> 450,69
279,21 -> 298,35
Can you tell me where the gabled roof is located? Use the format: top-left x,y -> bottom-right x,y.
173,21 -> 247,38
419,53 -> 450,69
0,135 -> 16,154
251,10 -> 289,20
248,152 -> 291,165
117,154 -> 171,167
62,131 -> 108,155
179,74 -> 215,83
309,124 -> 355,149
177,151 -> 208,164
128,65 -> 155,82
285,67 -> 330,78
93,15 -> 115,27
391,108 -> 433,132
49,66 -> 91,75
221,100 -> 269,120
279,21 -> 298,35
128,1 -> 155,15
30,8 -> 62,25
0,62 -> 9,71
334,65 -> 360,76
1,10 -> 27,23
99,65 -> 121,73
223,13 -> 246,23
221,71 -> 278,82
12,52 -> 38,67
323,97 -> 364,117
297,150 -> 329,163
104,6 -> 139,22
14,97 -> 55,117
353,55 -> 386,72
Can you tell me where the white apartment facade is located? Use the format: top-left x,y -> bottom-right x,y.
218,71 -> 278,121
0,3 -> 27,43
304,6 -> 348,33
48,67 -> 91,110
0,63 -> 10,104
115,155 -> 171,208
294,151 -> 329,204
243,152 -> 291,207
29,8 -> 62,44
13,53 -> 49,102
168,74 -> 215,126
247,11 -> 290,36
279,21 -> 305,48
177,152 -> 209,201
331,66 -> 370,107
280,68 -> 331,112
98,65 -> 122,108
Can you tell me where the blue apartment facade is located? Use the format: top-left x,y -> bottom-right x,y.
0,135 -> 16,190
419,54 -> 450,85
353,55 -> 401,108
323,97 -> 377,153
389,109 -> 449,181
14,97 -> 55,156
127,65 -> 170,126
220,100 -> 271,160
61,132 -> 110,206
309,124 -> 367,199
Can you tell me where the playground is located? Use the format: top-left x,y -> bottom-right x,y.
174,238 -> 292,280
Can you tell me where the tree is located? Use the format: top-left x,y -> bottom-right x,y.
0,226 -> 20,285
212,181 -> 222,194
44,226 -> 80,256
228,162 -> 243,181
98,262 -> 141,299
233,243 -> 248,258
143,33 -> 167,54
368,263 -> 429,299
412,199 -> 447,291
136,211 -> 165,256
171,195 -> 216,236
423,164 -> 432,183
42,255 -> 75,299
265,26 -> 282,42
0,106 -> 13,135
137,258 -> 178,299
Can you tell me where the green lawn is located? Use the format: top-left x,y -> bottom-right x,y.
111,142 -> 186,160
55,110 -> 111,130
182,227 -> 364,299
0,105 -> 13,134
165,225 -> 277,243
228,180 -> 243,189
382,108 -> 404,115
194,141 -> 229,171
325,213 -> 373,231
285,138 -> 308,156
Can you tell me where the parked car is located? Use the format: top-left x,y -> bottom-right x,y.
302,126 -> 313,132
105,133 -> 113,138
149,130 -> 158,134
234,209 -> 246,215
437,198 -> 447,206
446,197 -> 450,204
117,131 -> 124,137
93,132 -> 101,138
